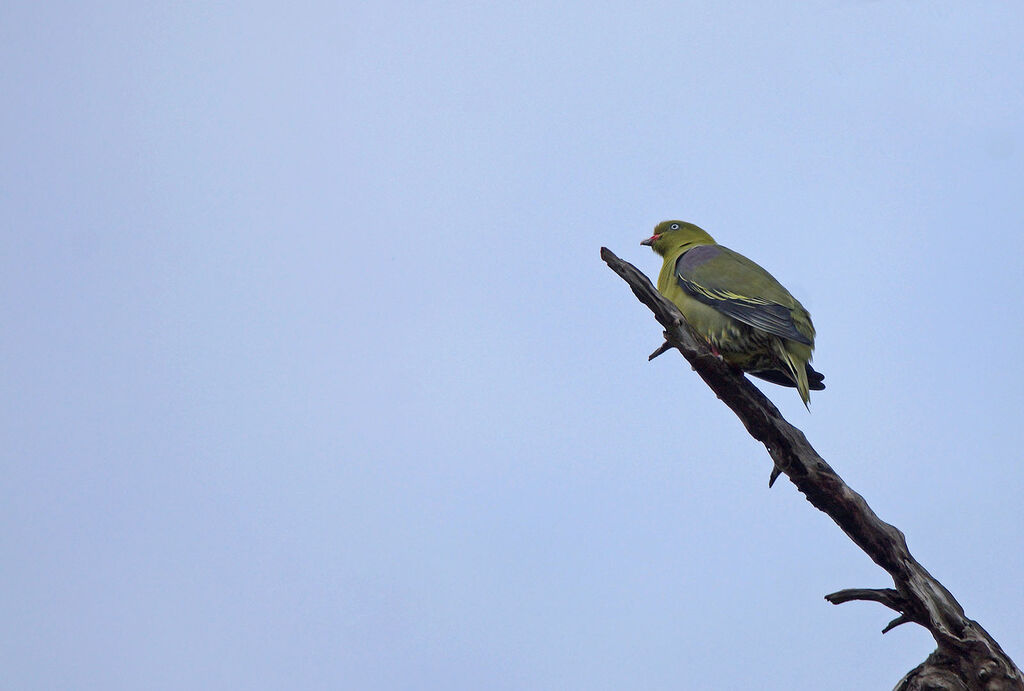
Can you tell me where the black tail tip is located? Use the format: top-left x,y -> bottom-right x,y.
807,364 -> 825,391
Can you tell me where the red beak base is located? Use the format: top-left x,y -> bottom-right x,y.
640,234 -> 660,246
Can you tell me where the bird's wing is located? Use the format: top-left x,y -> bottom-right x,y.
674,245 -> 812,345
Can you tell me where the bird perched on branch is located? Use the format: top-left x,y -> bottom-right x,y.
642,220 -> 824,406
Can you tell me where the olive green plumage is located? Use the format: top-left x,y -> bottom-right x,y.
641,220 -> 823,406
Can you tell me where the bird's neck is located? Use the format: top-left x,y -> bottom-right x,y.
660,238 -> 714,259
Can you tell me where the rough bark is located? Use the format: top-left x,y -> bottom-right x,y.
601,247 -> 1022,691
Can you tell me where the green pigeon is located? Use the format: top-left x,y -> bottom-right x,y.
642,220 -> 824,406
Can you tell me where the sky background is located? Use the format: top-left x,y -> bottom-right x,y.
3,1 -> 1023,689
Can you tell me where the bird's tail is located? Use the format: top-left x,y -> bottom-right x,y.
775,341 -> 811,408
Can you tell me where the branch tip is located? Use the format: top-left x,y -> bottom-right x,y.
648,341 -> 674,361
824,588 -> 904,612
883,614 -> 913,634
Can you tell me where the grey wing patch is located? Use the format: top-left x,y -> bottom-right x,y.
674,249 -> 811,345
675,244 -> 726,273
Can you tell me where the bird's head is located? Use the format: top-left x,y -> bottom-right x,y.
641,220 -> 716,256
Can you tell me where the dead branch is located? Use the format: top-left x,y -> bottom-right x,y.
601,246 -> 1021,691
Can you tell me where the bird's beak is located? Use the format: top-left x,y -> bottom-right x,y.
640,234 -> 660,246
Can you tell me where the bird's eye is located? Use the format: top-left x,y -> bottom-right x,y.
670,223 -> 680,230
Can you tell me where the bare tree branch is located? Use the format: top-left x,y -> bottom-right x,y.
601,247 -> 1022,691
825,587 -> 906,613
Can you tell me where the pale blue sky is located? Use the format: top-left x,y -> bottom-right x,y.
3,2 -> 1023,689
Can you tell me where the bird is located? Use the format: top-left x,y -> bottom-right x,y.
641,220 -> 824,406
